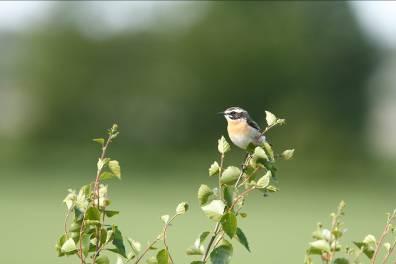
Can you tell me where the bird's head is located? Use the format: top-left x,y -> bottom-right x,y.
219,107 -> 249,122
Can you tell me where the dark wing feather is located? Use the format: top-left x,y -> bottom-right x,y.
246,117 -> 261,131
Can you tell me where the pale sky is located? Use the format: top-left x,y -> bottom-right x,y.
0,1 -> 396,48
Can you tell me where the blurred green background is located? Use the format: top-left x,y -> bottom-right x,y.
1,1 -> 396,263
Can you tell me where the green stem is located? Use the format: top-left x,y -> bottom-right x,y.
202,223 -> 221,262
163,215 -> 178,264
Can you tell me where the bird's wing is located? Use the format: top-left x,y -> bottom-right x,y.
247,118 -> 261,131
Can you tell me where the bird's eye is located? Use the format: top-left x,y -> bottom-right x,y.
230,111 -> 236,115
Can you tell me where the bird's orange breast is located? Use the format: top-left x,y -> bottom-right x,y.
227,119 -> 249,135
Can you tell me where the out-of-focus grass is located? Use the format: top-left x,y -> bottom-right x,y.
1,149 -> 396,264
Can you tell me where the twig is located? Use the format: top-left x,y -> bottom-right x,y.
163,215 -> 178,264
134,237 -> 161,264
372,211 -> 396,264
383,239 -> 396,264
94,135 -> 112,208
237,167 -> 260,188
234,153 -> 251,188
78,212 -> 87,264
229,187 -> 255,212
64,208 -> 72,235
261,122 -> 279,136
202,223 -> 221,262
134,214 -> 179,264
218,153 -> 225,200
201,148 -> 229,262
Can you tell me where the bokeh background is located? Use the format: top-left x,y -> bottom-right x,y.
1,1 -> 396,263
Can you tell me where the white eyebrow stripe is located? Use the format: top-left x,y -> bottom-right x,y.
224,107 -> 246,114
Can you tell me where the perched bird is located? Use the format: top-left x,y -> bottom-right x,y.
220,107 -> 266,149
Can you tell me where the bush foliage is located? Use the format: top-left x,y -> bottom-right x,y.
56,111 -> 294,263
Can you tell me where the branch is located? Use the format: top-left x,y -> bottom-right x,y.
201,222 -> 221,262
372,211 -> 396,264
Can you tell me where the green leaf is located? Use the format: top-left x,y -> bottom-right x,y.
69,221 -> 81,232
384,242 -> 392,252
353,242 -> 375,259
111,227 -> 127,258
334,258 -> 350,264
93,138 -> 105,145
201,200 -> 225,221
61,238 -> 77,253
256,171 -> 271,189
266,185 -> 279,192
239,212 -> 247,218
176,202 -> 189,215
109,160 -> 121,179
209,243 -> 233,264
236,228 -> 250,252
105,210 -> 119,217
190,261 -> 205,264
363,234 -> 376,245
100,228 -> 107,246
106,229 -> 114,244
55,234 -> 67,256
199,231 -> 210,244
209,161 -> 220,176
262,142 -> 275,161
156,249 -> 169,264
86,207 -> 101,221
220,166 -> 241,185
127,238 -> 142,255
81,234 -> 91,257
186,247 -> 204,255
309,240 -> 330,253
281,149 -> 295,160
116,256 -> 125,264
100,171 -> 117,180
85,220 -> 100,226
218,136 -> 231,154
96,255 -> 110,264
187,231 -> 210,256
198,184 -> 213,206
147,256 -> 158,264
223,186 -> 234,207
265,111 -> 277,126
221,212 -> 237,238
161,214 -> 170,224
97,158 -> 110,171
253,146 -> 268,162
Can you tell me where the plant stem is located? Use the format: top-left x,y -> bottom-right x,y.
372,211 -> 396,264
78,212 -> 87,264
383,239 -> 396,264
163,215 -> 178,264
64,208 -> 72,235
261,122 -> 279,135
202,222 -> 221,262
94,136 -> 112,209
134,237 -> 161,264
218,153 -> 224,200
134,214 -> 179,264
234,153 -> 251,188
229,187 -> 256,212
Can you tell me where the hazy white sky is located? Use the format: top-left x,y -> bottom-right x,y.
0,1 -> 395,48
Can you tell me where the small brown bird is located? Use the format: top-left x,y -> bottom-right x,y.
219,107 -> 266,149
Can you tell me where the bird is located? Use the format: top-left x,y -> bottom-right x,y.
219,107 -> 266,150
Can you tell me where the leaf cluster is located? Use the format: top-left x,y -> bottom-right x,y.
57,111 -> 294,264
305,202 -> 396,264
187,111 -> 294,264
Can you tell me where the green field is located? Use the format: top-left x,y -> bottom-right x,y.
2,151 -> 395,264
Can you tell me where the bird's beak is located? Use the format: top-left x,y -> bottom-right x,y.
217,111 -> 225,115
